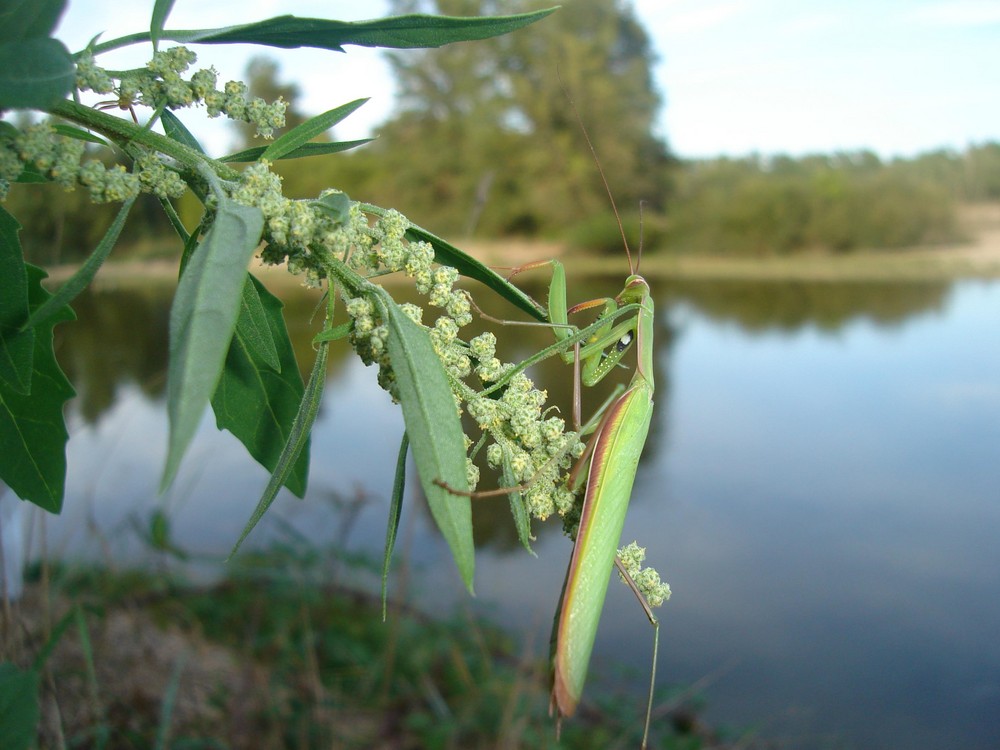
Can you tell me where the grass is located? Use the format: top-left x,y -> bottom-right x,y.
1,546 -> 764,750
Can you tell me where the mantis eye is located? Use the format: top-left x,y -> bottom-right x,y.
616,331 -> 634,352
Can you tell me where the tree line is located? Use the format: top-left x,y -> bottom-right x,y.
9,0 -> 998,263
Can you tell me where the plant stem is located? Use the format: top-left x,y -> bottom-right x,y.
47,100 -> 241,183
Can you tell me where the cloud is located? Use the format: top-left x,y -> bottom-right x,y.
778,11 -> 842,35
655,0 -> 754,35
906,1 -> 1000,27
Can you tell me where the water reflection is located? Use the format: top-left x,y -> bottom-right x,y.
35,273 -> 1000,749
665,278 -> 951,332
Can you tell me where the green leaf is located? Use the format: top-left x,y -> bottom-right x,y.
150,0 -> 176,49
312,320 -> 352,344
229,339 -> 328,557
14,163 -> 45,183
0,205 -> 33,394
220,138 -> 372,163
380,292 -> 475,593
503,453 -> 535,555
162,200 -> 264,491
51,123 -> 109,147
260,99 -> 368,162
160,109 -> 204,153
0,0 -> 65,41
211,275 -> 309,498
404,223 -> 547,322
0,264 -> 75,512
26,196 -> 135,331
164,8 -> 559,51
0,37 -> 74,110
0,663 -> 40,750
233,275 -> 280,371
382,431 -> 408,620
312,190 -> 351,224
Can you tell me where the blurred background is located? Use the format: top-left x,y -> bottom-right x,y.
4,1 -> 1000,748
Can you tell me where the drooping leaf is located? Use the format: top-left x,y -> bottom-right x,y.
0,37 -> 74,109
160,109 -> 204,153
0,264 -> 75,512
162,8 -> 558,52
382,431 -> 408,620
0,663 -> 40,750
220,138 -> 372,163
0,0 -> 65,42
229,339 -> 328,557
26,196 -> 135,331
212,275 -> 309,498
162,200 -> 264,491
405,223 -> 547,322
379,291 -> 475,592
260,99 -> 368,162
0,205 -> 33,393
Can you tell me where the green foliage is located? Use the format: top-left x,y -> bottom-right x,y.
162,197 -> 266,490
20,560 -> 714,750
340,0 -> 670,239
382,291 -> 475,589
0,663 -> 40,750
155,7 -> 558,52
229,334 -> 329,557
665,152 -> 960,255
212,276 -> 310,497
0,262 -> 75,512
0,1 -> 554,596
0,205 -> 33,393
0,0 -> 73,110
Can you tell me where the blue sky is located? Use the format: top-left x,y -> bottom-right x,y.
57,0 -> 1000,159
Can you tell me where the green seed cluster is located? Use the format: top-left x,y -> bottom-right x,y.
76,47 -> 287,139
227,160 -> 587,524
468,356 -> 584,521
618,542 -> 671,607
0,121 -> 185,202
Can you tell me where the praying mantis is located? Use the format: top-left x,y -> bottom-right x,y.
493,131 -> 662,743
430,99 -> 665,745
515,231 -> 660,747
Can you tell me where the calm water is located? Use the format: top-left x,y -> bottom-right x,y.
22,274 -> 1000,748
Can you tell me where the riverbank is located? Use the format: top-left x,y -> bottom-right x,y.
42,202 -> 1000,290
3,561 -> 752,749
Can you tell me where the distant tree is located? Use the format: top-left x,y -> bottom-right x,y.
964,142 -> 1000,200
355,0 -> 670,239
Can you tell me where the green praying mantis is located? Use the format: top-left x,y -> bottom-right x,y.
511,227 -> 660,746
462,130 -> 663,743
520,98 -> 662,746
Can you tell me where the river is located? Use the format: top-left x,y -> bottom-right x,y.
21,272 -> 1000,749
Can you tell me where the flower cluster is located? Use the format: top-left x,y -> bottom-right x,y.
76,47 -> 287,138
225,160 -> 588,525
0,121 -> 186,202
618,542 -> 672,607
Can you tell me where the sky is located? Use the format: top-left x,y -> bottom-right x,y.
55,0 -> 1000,159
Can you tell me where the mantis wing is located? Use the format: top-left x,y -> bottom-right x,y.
551,378 -> 654,717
